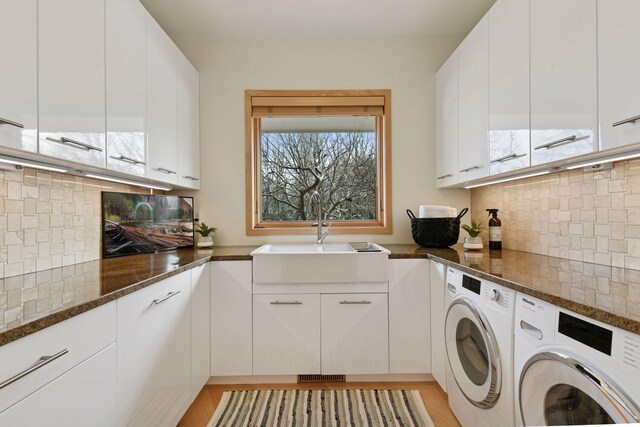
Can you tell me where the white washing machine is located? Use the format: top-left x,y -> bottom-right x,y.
514,293 -> 640,426
444,267 -> 515,427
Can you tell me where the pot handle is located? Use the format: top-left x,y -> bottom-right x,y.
456,207 -> 469,220
406,209 -> 416,219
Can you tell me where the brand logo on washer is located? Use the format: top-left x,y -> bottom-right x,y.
522,297 -> 536,307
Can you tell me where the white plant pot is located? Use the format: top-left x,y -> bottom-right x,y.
197,235 -> 214,247
464,236 -> 483,250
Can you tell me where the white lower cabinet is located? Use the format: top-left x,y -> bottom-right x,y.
190,264 -> 210,401
321,293 -> 389,375
0,344 -> 117,427
211,261 -> 253,376
253,294 -> 321,375
116,271 -> 191,427
429,260 -> 447,392
389,259 -> 430,374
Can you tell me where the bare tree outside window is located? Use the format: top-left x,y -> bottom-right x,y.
260,117 -> 377,222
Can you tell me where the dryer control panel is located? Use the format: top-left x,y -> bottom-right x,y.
446,267 -> 514,313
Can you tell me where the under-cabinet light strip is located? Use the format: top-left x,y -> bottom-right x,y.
566,151 -> 640,170
84,173 -> 172,191
464,170 -> 550,189
0,155 -> 70,173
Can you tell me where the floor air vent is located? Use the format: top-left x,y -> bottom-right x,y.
297,374 -> 346,383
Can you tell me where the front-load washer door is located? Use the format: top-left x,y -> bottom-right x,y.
445,297 -> 502,409
519,351 -> 640,426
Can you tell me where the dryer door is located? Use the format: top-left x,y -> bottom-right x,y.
519,351 -> 640,425
445,297 -> 502,408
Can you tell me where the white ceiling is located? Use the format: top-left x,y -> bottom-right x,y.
139,0 -> 496,38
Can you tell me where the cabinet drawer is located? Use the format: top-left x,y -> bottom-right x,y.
0,301 -> 116,412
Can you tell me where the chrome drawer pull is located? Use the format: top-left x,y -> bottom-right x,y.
110,155 -> 146,165
270,301 -> 302,305
339,300 -> 372,305
154,167 -> 177,175
491,153 -> 524,164
534,135 -> 577,150
460,165 -> 480,173
183,176 -> 200,181
612,114 -> 640,127
46,136 -> 103,152
436,174 -> 453,180
0,349 -> 69,390
0,117 -> 24,129
152,291 -> 181,305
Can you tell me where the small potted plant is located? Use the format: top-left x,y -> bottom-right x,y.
462,220 -> 485,250
195,222 -> 216,248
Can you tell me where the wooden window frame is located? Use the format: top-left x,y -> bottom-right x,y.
245,89 -> 392,236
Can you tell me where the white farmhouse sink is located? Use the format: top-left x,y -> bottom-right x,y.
251,243 -> 390,284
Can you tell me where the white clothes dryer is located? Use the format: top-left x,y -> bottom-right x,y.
514,293 -> 640,426
444,267 -> 516,427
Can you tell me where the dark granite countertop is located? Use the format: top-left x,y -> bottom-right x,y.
2,242 -> 639,347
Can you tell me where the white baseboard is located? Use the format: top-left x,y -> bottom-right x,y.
208,373 -> 434,385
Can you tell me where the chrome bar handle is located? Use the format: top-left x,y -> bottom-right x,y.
270,301 -> 302,305
534,135 -> 577,150
152,291 -> 181,305
110,155 -> 146,165
0,349 -> 69,390
339,300 -> 372,305
460,165 -> 481,173
612,114 -> 640,128
46,137 -> 103,152
491,153 -> 523,164
183,176 -> 199,181
154,167 -> 177,175
0,117 -> 24,129
436,174 -> 453,180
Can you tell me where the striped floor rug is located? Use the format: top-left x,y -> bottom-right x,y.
207,389 -> 435,426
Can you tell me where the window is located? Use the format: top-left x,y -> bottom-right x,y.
245,90 -> 392,235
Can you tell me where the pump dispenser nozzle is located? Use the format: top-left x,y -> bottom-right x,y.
487,209 -> 499,218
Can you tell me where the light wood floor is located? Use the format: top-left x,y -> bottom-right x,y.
178,381 -> 460,427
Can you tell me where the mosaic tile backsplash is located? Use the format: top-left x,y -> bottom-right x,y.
471,159 -> 640,269
0,167 -> 152,279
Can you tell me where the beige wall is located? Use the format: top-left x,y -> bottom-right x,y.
174,35 -> 470,245
471,160 -> 640,269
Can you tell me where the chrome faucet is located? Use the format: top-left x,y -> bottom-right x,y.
311,191 -> 330,244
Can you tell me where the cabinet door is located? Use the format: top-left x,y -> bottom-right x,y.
458,15 -> 489,182
598,0 -> 640,150
146,14 -> 178,184
530,0 -> 597,165
0,344 -> 116,427
489,0 -> 530,175
117,272 -> 191,427
211,261 -> 252,376
190,264 -> 210,401
389,260 -> 430,374
253,294 -> 321,375
0,0 -> 37,153
177,53 -> 200,189
321,293 -> 389,375
435,52 -> 459,188
38,0 -> 106,167
106,0 -> 147,176
429,260 -> 447,392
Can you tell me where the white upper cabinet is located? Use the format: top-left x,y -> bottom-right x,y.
530,0 -> 598,166
598,0 -> 640,151
435,52 -> 459,188
38,0 -> 106,168
457,15 -> 489,182
146,13 -> 179,184
489,0 -> 530,175
177,54 -> 201,189
0,0 -> 37,153
106,0 -> 147,176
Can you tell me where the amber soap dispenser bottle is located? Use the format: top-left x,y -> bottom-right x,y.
487,209 -> 502,250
